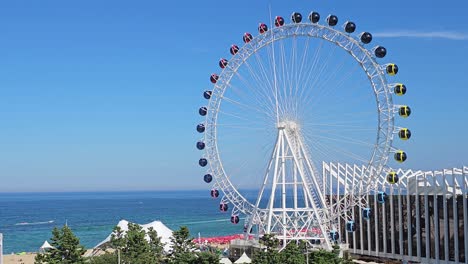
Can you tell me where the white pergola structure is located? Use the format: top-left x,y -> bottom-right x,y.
324,163 -> 468,264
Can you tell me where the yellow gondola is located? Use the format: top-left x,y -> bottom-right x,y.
386,63 -> 399,76
399,105 -> 411,117
394,83 -> 406,96
394,150 -> 407,163
387,171 -> 399,184
399,128 -> 411,140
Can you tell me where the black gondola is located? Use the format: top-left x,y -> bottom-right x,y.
203,90 -> 212,99
204,174 -> 213,183
327,15 -> 338,26
291,12 -> 302,23
199,106 -> 207,116
344,21 -> 356,33
230,45 -> 239,55
374,46 -> 387,58
196,141 -> 205,150
199,158 -> 208,167
196,124 -> 205,133
360,32 -> 373,44
308,12 -> 320,23
258,23 -> 268,34
275,16 -> 285,27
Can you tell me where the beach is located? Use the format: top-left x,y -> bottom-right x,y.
3,253 -> 36,264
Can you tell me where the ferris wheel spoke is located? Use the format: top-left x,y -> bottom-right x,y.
307,135 -> 369,164
306,65 -> 366,112
218,110 -> 264,123
303,53 -> 357,111
293,35 -> 311,112
216,124 -> 270,130
239,57 -> 279,107
222,96 -> 276,120
307,111 -> 375,123
297,38 -> 325,102
302,121 -> 374,128
299,43 -> 338,105
308,127 -> 374,133
307,133 -> 375,148
223,80 -> 276,119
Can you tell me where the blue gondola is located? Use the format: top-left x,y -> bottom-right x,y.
329,230 -> 339,241
363,208 -> 371,220
199,106 -> 207,116
196,141 -> 205,150
199,158 -> 208,167
377,191 -> 387,204
196,124 -> 205,133
203,174 -> 212,183
346,221 -> 356,232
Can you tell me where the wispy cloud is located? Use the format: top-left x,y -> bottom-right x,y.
373,31 -> 468,40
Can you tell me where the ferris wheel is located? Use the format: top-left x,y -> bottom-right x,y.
195,11 -> 411,249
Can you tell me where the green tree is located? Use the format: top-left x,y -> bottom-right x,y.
35,225 -> 86,264
308,248 -> 341,264
279,242 -> 306,264
194,251 -> 220,264
252,234 -> 280,264
168,226 -> 197,264
87,253 -> 118,264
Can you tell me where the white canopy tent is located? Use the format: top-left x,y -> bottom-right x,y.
234,252 -> 251,263
94,219 -> 173,253
220,257 -> 233,264
39,241 -> 54,252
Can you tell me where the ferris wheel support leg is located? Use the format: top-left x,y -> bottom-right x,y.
282,132 -> 332,250
281,132 -> 287,246
266,130 -> 284,233
245,133 -> 281,238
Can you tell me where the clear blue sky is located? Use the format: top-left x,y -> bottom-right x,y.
0,0 -> 467,192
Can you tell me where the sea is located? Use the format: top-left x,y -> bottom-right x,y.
0,190 -> 258,253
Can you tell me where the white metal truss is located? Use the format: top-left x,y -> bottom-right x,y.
244,121 -> 331,249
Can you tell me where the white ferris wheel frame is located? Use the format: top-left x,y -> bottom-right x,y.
203,22 -> 396,224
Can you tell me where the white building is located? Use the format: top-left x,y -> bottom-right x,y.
324,163 -> 468,263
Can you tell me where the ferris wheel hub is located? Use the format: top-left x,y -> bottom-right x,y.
277,120 -> 300,131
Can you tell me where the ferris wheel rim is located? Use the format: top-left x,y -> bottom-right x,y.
203,22 -> 395,217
